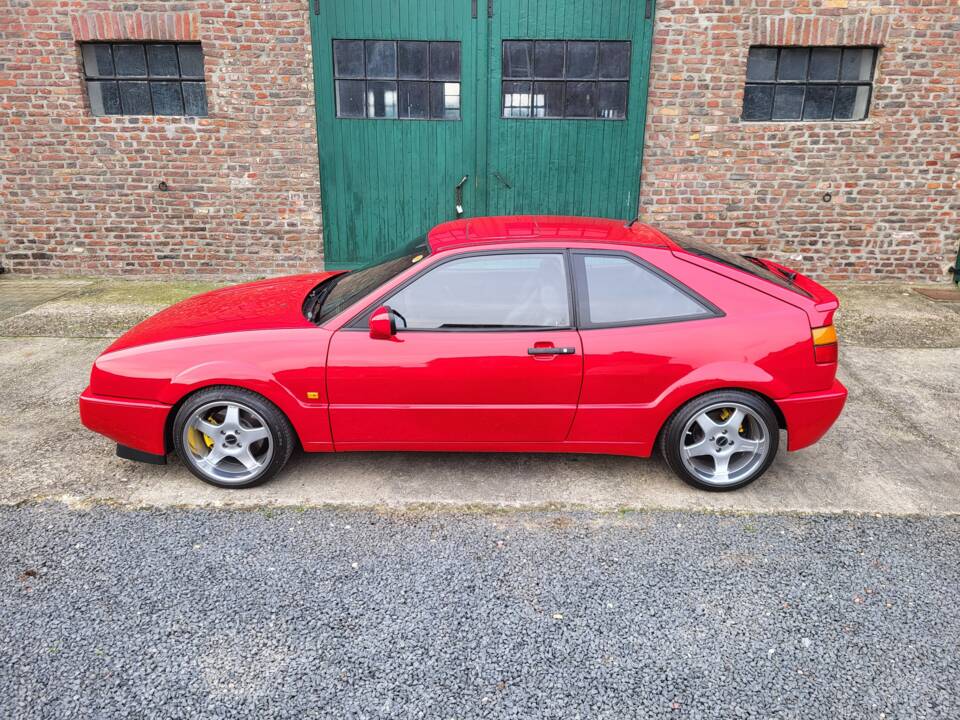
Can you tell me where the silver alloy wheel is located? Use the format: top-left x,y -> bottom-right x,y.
181,400 -> 274,486
678,401 -> 770,487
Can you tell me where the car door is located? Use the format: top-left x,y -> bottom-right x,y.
326,251 -> 583,448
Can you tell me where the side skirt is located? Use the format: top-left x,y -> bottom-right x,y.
310,441 -> 651,458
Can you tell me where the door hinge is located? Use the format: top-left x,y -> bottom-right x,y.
644,0 -> 653,19
488,0 -> 494,18
313,0 -> 320,15
472,0 -> 477,19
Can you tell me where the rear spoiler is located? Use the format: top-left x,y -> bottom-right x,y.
744,256 -> 839,326
673,250 -> 839,327
752,257 -> 837,305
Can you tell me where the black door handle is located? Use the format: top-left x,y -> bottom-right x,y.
528,346 -> 576,356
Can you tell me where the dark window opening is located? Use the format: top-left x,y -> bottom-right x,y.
741,46 -> 877,122
334,40 -> 461,120
387,253 -> 570,330
576,254 -> 712,327
81,42 -> 207,117
501,40 -> 631,120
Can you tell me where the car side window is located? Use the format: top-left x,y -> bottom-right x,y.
387,253 -> 570,330
578,254 -> 711,326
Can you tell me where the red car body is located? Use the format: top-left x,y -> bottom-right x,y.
80,216 -> 846,466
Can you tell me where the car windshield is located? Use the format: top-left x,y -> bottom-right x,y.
305,236 -> 429,324
669,233 -> 810,298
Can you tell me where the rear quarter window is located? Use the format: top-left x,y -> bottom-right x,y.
574,253 -> 715,327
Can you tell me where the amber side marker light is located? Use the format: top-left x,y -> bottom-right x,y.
812,324 -> 838,363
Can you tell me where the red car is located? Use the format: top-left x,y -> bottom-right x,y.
80,216 -> 846,491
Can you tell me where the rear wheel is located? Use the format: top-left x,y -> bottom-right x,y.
660,390 -> 779,491
172,387 -> 295,489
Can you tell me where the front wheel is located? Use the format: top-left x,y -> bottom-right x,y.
660,391 -> 779,491
172,387 -> 295,489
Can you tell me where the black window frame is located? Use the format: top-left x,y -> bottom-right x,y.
741,45 -> 878,123
345,249 -> 578,333
332,39 -> 462,121
500,39 -> 632,121
340,247 -> 722,333
80,41 -> 208,117
571,250 -> 722,330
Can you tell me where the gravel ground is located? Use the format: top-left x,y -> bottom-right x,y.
2,504 -> 959,719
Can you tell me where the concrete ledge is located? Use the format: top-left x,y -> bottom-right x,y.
0,279 -> 225,338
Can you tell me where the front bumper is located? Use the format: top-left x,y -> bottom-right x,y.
79,388 -> 172,456
776,379 -> 848,451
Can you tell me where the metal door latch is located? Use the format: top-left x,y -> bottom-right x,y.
455,175 -> 468,217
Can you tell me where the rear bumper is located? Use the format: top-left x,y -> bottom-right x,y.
79,388 -> 171,456
776,379 -> 847,451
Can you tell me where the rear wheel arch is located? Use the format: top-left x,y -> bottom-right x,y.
656,386 -> 786,448
658,388 -> 782,491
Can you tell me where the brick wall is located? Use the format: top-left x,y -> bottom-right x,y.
639,0 -> 960,282
2,1 -> 957,281
0,2 -> 321,277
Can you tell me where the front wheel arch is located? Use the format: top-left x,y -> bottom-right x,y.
164,383 -> 302,455
170,385 -> 298,488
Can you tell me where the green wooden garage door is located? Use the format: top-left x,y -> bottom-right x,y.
310,0 -> 655,269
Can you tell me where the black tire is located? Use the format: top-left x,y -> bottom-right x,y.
659,390 -> 779,492
172,386 -> 295,489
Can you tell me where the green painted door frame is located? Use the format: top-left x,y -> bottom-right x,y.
485,2 -> 656,218
309,0 -> 656,269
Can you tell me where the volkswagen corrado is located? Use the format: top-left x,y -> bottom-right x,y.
80,216 -> 846,491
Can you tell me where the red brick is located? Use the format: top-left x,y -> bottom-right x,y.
638,0 -> 958,283
1,1 -> 956,282
2,2 -> 322,278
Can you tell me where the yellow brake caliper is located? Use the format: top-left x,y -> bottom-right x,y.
187,416 -> 217,452
719,407 -> 746,435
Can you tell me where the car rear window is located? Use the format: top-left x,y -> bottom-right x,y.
669,234 -> 811,298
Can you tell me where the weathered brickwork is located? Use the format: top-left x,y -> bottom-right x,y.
0,2 -> 322,277
1,1 -> 957,280
639,1 -> 960,282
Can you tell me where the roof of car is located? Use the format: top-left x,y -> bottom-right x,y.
427,216 -> 675,253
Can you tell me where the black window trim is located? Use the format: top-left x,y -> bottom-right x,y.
571,249 -> 723,330
80,41 -> 207,117
500,39 -> 632,121
343,248 -> 579,333
332,38 -> 462,122
741,45 -> 878,123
